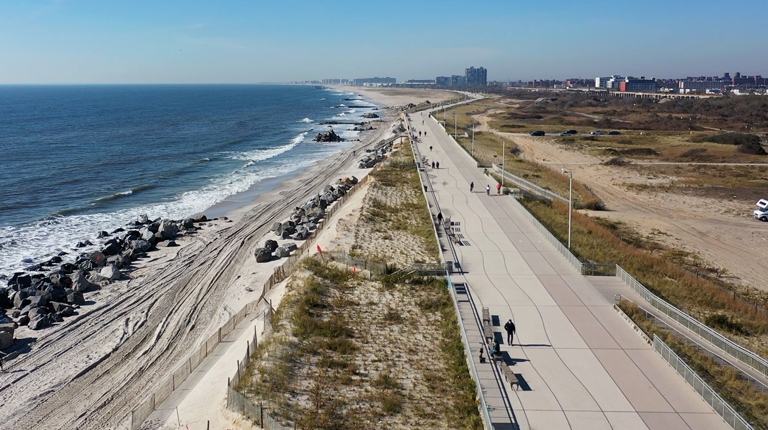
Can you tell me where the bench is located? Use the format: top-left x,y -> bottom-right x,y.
502,367 -> 520,390
483,324 -> 494,344
482,307 -> 491,325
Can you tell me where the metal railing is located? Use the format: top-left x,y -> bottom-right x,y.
617,266 -> 768,380
621,296 -> 768,394
508,196 -> 583,273
493,164 -> 568,203
653,335 -> 754,430
405,113 -> 493,429
447,277 -> 494,430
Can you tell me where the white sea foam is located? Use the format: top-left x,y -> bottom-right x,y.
0,145 -> 326,276
300,118 -> 312,123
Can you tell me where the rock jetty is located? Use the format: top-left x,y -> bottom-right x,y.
0,214 -> 211,338
314,128 -> 344,142
258,177 -> 360,261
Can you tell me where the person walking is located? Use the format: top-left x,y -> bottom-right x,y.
504,319 -> 516,346
429,146 -> 432,151
437,212 -> 443,224
436,161 -> 440,169
470,181 -> 474,192
431,161 -> 435,169
497,183 -> 502,195
486,184 -> 491,195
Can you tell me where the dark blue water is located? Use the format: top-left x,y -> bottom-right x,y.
0,85 -> 375,275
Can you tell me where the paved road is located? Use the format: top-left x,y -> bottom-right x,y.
407,110 -> 731,430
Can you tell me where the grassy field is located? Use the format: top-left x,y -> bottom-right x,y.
237,142 -> 481,429
619,300 -> 768,429
554,132 -> 768,163
520,198 -> 768,355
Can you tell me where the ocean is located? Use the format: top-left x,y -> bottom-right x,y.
0,84 -> 378,277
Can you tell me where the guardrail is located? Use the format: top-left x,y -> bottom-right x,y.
493,164 -> 568,203
653,335 -> 754,430
507,197 -> 583,273
617,266 -> 768,380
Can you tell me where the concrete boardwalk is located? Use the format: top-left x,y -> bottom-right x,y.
408,111 -> 730,430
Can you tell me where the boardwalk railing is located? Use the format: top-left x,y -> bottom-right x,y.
617,266 -> 768,380
493,164 -> 569,204
447,277 -> 494,430
653,335 -> 754,430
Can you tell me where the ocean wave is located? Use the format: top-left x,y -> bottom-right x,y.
93,190 -> 134,203
300,118 -> 312,123
0,155 -> 324,276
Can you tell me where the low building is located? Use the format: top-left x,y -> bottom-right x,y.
619,77 -> 657,92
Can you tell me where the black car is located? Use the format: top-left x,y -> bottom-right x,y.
608,131 -> 621,135
529,130 -> 545,136
565,129 -> 578,135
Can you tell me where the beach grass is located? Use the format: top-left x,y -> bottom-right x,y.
238,141 -> 480,429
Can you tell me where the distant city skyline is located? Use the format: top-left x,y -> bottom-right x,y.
1,0 -> 767,84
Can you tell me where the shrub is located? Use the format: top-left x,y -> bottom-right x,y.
737,142 -> 767,155
694,133 -> 760,146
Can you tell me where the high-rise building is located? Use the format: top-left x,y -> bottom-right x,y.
465,66 -> 488,86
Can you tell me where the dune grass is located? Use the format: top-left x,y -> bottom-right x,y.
238,142 -> 481,429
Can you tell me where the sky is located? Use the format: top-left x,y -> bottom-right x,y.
1,0 -> 767,84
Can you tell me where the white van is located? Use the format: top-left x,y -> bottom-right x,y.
754,199 -> 768,221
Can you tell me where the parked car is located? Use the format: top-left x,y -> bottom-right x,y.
590,130 -> 605,135
608,131 -> 621,135
529,130 -> 545,136
754,199 -> 768,221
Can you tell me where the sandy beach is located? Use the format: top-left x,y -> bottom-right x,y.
0,86 -> 455,430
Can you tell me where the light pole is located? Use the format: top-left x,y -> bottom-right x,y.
471,122 -> 475,156
454,113 -> 457,140
501,139 -> 505,190
561,169 -> 573,249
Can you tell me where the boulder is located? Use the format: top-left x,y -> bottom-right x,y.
51,301 -> 75,316
164,240 -> 178,247
195,214 -> 208,222
137,214 -> 150,225
132,239 -> 152,253
159,219 -> 178,240
13,291 -> 30,309
66,291 -> 85,305
264,240 -> 279,253
272,222 -> 282,232
313,128 -> 344,142
253,247 -> 272,263
0,330 -> 13,350
274,246 -> 294,258
90,251 -> 107,268
28,314 -> 50,330
15,274 -> 31,290
102,239 -> 121,256
18,315 -> 30,326
70,271 -> 93,293
100,264 -> 121,281
59,263 -> 77,274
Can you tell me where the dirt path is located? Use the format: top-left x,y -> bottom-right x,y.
0,123 -> 395,430
473,112 -> 768,293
